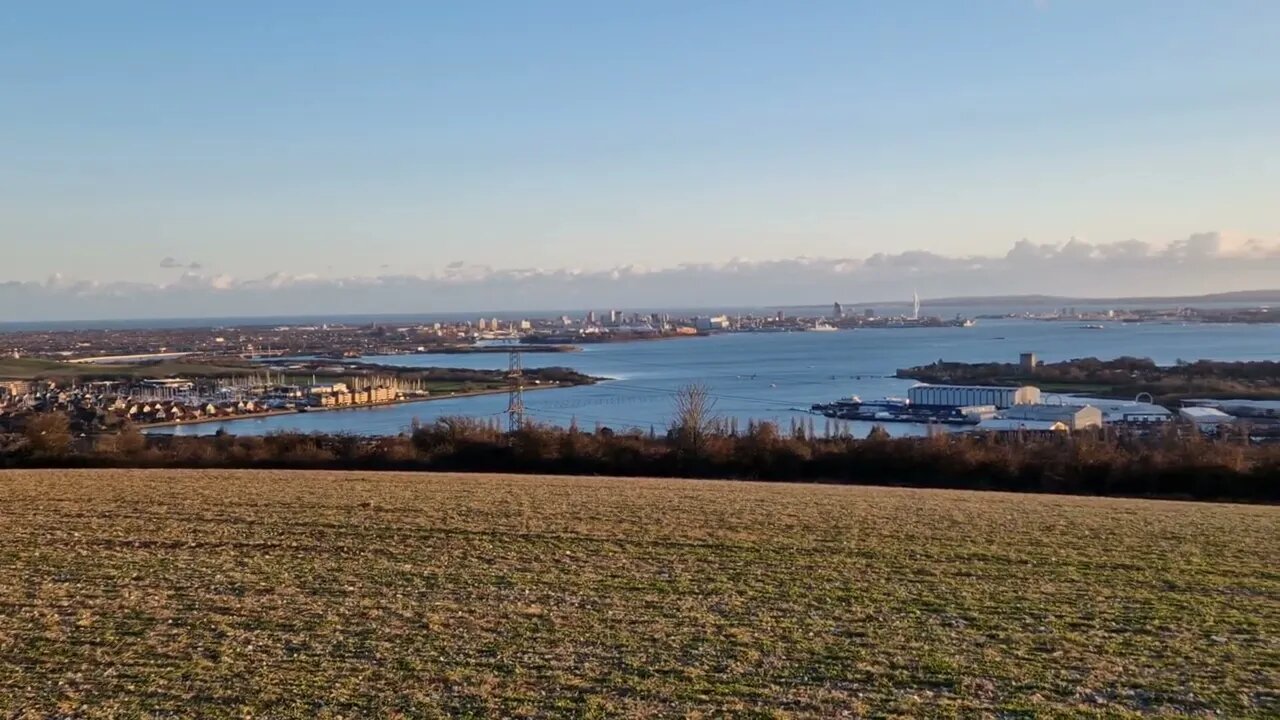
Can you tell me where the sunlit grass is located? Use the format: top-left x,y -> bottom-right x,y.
0,470 -> 1275,717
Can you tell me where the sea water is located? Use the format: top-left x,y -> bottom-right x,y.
145,319 -> 1280,437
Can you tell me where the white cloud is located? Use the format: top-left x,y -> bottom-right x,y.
3,232 -> 1279,322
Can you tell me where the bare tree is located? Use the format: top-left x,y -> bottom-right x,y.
96,422 -> 147,457
24,413 -> 72,457
671,383 -> 718,453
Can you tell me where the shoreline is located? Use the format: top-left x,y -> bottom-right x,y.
295,344 -> 583,360
137,383 -> 578,430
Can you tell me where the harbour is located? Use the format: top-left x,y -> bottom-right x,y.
143,318 -> 1280,437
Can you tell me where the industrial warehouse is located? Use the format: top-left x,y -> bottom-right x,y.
906,384 -> 1042,409
810,382 -> 1168,433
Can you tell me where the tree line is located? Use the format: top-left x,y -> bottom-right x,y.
899,357 -> 1280,405
3,385 -> 1276,503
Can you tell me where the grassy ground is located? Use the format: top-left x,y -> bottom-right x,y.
0,357 -> 256,380
0,471 -> 1275,718
0,357 -> 101,379
0,358 -> 566,391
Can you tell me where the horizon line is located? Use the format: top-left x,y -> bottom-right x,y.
3,289 -> 1278,329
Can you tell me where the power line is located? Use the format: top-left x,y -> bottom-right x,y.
523,406 -> 659,430
506,349 -> 525,432
604,382 -> 813,410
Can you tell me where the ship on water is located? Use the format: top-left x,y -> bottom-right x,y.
809,395 -> 992,425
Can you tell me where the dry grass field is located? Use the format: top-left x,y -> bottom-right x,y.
0,470 -> 1276,718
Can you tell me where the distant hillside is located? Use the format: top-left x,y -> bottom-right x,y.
848,289 -> 1280,309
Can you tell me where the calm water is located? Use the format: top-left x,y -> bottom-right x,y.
148,319 -> 1280,437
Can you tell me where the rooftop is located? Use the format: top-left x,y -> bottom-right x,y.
1178,406 -> 1234,420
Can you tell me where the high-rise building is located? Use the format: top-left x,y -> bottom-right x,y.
477,318 -> 488,331
586,310 -> 597,325
833,302 -> 845,319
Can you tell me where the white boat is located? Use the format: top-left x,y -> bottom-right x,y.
808,321 -> 838,332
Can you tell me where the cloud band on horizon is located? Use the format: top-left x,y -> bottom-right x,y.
4,232 -> 1279,322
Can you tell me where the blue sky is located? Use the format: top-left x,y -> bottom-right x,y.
2,0 -> 1278,290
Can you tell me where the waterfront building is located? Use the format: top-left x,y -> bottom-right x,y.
140,378 -> 195,392
1178,406 -> 1234,428
1111,405 -> 1173,424
908,384 -> 1041,409
1183,398 -> 1280,419
695,315 -> 731,331
1001,404 -> 1102,430
0,380 -> 34,399
976,418 -> 1069,433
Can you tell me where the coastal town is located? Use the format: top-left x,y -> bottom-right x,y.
0,303 -> 935,437
1,301 -> 965,362
0,358 -> 593,436
3,297 -> 1280,441
4,296 -> 1278,363
0,377 -> 405,431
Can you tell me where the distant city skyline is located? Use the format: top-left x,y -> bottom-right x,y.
3,2 -> 1278,315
